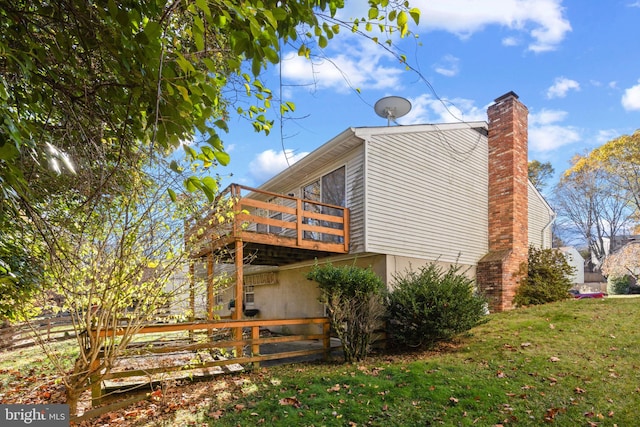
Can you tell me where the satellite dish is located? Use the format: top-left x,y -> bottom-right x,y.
374,96 -> 412,126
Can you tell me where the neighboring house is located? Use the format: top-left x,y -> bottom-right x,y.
559,246 -> 585,285
188,92 -> 554,330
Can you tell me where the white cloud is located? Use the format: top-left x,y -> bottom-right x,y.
402,94 -> 486,124
621,80 -> 640,111
248,149 -> 309,183
433,54 -> 460,77
415,0 -> 571,52
501,36 -> 520,47
528,109 -> 581,152
596,129 -> 620,144
529,109 -> 568,125
281,39 -> 403,94
546,77 -> 580,99
628,1 -> 640,7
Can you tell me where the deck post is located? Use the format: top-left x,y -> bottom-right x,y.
233,238 -> 243,356
232,185 -> 244,356
251,325 -> 260,369
207,253 -> 215,339
323,320 -> 331,361
343,208 -> 350,252
296,198 -> 303,246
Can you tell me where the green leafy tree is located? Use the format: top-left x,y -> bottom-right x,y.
0,0 -> 420,205
0,0 -> 421,315
514,246 -> 575,306
306,263 -> 386,363
528,160 -> 555,192
0,213 -> 46,320
387,263 -> 488,349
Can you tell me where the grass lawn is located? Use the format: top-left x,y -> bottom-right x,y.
2,298 -> 640,426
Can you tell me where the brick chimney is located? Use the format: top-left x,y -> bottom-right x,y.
477,91 -> 529,312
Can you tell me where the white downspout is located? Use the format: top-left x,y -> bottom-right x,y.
542,212 -> 557,248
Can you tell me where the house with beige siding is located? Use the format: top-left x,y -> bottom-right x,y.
188,92 -> 554,328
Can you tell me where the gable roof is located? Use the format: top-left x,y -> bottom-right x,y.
256,121 -> 488,193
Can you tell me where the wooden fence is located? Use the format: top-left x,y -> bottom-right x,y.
87,317 -> 334,408
2,315 -> 337,422
0,316 -> 77,351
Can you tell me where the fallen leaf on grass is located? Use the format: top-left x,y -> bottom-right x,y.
150,389 -> 163,401
449,397 -> 459,404
549,356 -> 560,363
544,407 -> 566,422
124,410 -> 140,418
278,397 -> 302,408
574,387 -> 586,394
503,344 -> 517,352
207,409 -> 224,420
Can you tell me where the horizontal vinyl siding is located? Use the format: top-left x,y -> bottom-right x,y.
528,184 -> 553,248
365,128 -> 488,265
346,147 -> 366,253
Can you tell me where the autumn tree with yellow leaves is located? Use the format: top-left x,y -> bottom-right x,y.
555,130 -> 640,267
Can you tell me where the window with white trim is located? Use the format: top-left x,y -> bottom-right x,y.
244,284 -> 255,306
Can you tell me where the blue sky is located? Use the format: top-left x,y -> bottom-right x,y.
211,0 -> 640,195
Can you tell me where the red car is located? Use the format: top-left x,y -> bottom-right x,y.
569,289 -> 606,299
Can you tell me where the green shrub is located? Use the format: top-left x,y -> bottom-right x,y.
306,263 -> 386,363
514,246 -> 575,306
607,275 -> 630,295
386,263 -> 488,349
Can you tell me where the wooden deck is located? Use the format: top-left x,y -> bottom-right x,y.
187,183 -> 350,265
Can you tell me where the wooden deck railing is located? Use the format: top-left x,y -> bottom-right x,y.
188,183 -> 350,256
88,317 -> 333,407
